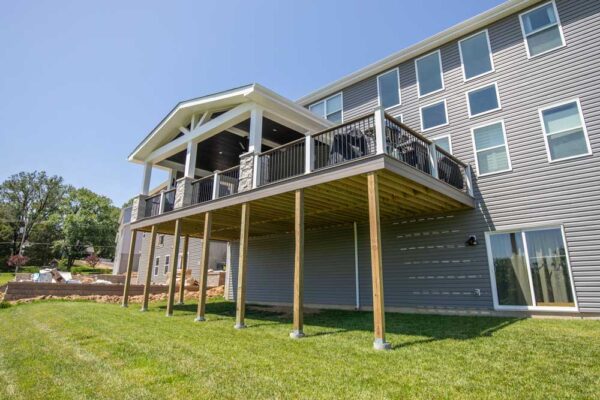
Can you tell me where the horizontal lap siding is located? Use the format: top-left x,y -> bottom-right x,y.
312,0 -> 600,313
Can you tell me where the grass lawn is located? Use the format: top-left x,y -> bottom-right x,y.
0,299 -> 598,399
0,272 -> 15,286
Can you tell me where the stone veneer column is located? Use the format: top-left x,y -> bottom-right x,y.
130,194 -> 148,222
174,177 -> 194,209
238,152 -> 255,192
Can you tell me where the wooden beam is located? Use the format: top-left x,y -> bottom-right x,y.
141,226 -> 158,311
177,235 -> 190,305
367,173 -> 390,351
165,219 -> 182,316
121,229 -> 138,307
290,189 -> 305,339
235,203 -> 250,329
195,212 -> 213,322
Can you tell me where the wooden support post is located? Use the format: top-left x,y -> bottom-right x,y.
177,235 -> 190,305
195,212 -> 213,321
141,226 -> 158,311
290,189 -> 305,339
166,219 -> 182,317
235,203 -> 250,329
367,173 -> 390,350
121,229 -> 138,307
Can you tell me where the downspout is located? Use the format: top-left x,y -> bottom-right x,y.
354,221 -> 360,310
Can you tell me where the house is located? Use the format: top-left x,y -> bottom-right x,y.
121,0 -> 600,350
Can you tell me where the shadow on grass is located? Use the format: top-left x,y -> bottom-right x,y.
160,299 -> 522,349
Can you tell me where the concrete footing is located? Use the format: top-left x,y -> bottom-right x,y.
234,323 -> 247,329
289,330 -> 305,339
195,316 -> 206,322
373,338 -> 391,351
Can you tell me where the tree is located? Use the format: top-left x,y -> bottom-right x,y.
7,254 -> 29,274
56,187 -> 120,266
0,171 -> 64,256
84,253 -> 100,269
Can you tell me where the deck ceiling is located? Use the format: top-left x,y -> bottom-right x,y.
139,169 -> 472,241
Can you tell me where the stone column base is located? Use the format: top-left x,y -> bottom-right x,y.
131,194 -> 148,222
175,177 -> 194,209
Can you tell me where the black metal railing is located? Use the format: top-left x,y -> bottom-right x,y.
257,138 -> 306,186
312,114 -> 376,171
216,166 -> 240,198
144,193 -> 162,217
433,146 -> 466,191
162,188 -> 176,212
191,176 -> 214,205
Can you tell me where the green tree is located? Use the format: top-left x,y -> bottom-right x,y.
0,171 -> 64,256
56,187 -> 120,266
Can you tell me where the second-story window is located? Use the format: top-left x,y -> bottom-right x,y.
415,50 -> 444,97
471,120 -> 512,176
459,30 -> 494,81
539,99 -> 591,162
377,68 -> 401,109
164,255 -> 170,274
519,1 -> 565,58
309,93 -> 343,123
433,135 -> 452,154
420,100 -> 448,131
467,83 -> 501,118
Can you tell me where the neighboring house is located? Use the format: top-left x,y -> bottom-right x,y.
113,206 -> 143,275
123,0 -> 600,349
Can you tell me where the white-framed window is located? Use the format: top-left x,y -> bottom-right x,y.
392,114 -> 403,123
433,135 -> 452,154
458,29 -> 495,81
466,82 -> 501,118
519,1 -> 565,58
158,235 -> 164,246
153,256 -> 160,276
309,93 -> 343,123
377,68 -> 401,109
471,120 -> 512,176
538,99 -> 591,162
415,50 -> 444,98
164,255 -> 170,274
485,225 -> 577,311
420,99 -> 448,131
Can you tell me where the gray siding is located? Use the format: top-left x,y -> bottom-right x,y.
229,0 -> 600,313
136,234 -> 227,285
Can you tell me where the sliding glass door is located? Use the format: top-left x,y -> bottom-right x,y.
487,227 -> 576,310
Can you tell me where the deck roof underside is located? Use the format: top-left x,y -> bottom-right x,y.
137,169 -> 472,241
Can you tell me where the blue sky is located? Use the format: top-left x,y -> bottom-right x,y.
0,0 -> 503,206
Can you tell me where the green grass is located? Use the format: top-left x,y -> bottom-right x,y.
0,272 -> 15,286
0,299 -> 598,400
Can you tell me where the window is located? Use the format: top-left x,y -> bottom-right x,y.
486,227 -> 576,310
309,93 -> 343,123
471,121 -> 511,176
433,135 -> 452,154
420,100 -> 448,131
466,83 -> 501,117
153,257 -> 160,276
377,68 -> 401,109
415,50 -> 444,97
539,99 -> 591,162
519,1 -> 565,58
158,235 -> 164,246
164,255 -> 170,274
459,30 -> 494,81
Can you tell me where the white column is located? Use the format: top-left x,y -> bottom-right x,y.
141,162 -> 152,195
212,171 -> 220,199
168,169 -> 178,189
305,135 -> 313,174
248,107 -> 263,154
428,143 -> 439,179
465,165 -> 475,197
184,141 -> 197,179
374,106 -> 386,155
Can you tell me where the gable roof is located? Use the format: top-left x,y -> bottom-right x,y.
296,0 -> 539,106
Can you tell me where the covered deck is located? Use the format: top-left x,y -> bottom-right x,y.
122,84 -> 475,350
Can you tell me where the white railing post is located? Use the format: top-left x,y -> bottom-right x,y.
252,154 -> 260,189
465,165 -> 475,197
212,171 -> 220,200
159,191 -> 166,214
305,135 -> 313,174
374,106 -> 386,155
428,143 -> 439,179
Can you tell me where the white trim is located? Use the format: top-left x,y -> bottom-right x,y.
419,99 -> 449,132
518,0 -> 566,59
484,225 -> 579,312
376,67 -> 401,110
466,81 -> 502,118
415,50 -> 445,98
470,119 -> 512,177
393,114 -> 403,123
308,92 -> 344,123
432,134 -> 453,154
537,98 -> 592,163
458,29 -> 495,82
